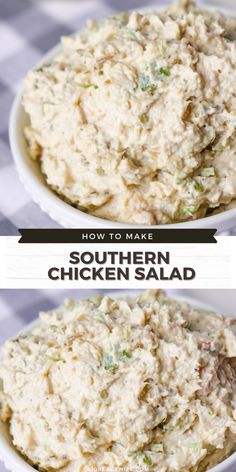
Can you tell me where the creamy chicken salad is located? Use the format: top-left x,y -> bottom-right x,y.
22,0 -> 236,225
1,290 -> 236,472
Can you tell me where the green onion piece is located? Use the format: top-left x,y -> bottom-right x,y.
104,354 -> 118,371
79,83 -> 98,89
125,29 -> 138,40
48,357 -> 66,363
159,67 -> 170,77
182,206 -> 196,216
194,181 -> 204,193
121,350 -> 132,358
143,455 -> 153,466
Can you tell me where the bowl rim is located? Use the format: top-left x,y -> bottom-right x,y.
0,290 -> 236,472
8,3 -> 236,230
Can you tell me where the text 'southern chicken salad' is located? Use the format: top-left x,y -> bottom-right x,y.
1,290 -> 236,472
22,0 -> 236,225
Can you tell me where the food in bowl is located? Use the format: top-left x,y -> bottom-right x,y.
22,0 -> 236,225
1,290 -> 236,472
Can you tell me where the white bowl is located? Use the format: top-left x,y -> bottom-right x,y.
9,4 -> 236,231
0,291 -> 236,472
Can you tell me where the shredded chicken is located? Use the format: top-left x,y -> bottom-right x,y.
1,290 -> 236,471
23,0 -> 236,224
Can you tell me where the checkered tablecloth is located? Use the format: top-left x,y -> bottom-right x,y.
2,0 -> 232,235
